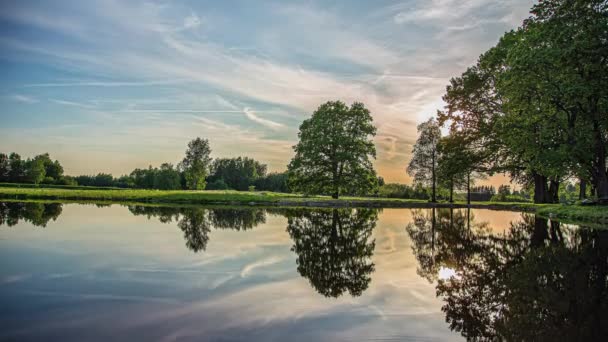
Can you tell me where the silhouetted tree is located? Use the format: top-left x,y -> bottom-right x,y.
408,118 -> 441,202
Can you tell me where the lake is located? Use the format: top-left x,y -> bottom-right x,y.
0,202 -> 606,341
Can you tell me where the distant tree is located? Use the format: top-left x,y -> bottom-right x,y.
55,176 -> 77,186
208,157 -> 267,191
0,153 -> 8,182
24,157 -> 46,184
8,153 -> 25,183
408,118 -> 441,202
153,163 -> 181,190
206,178 -> 230,190
377,176 -> 385,187
45,160 -> 64,180
288,101 -> 378,198
182,138 -> 212,190
254,172 -> 290,193
114,175 -> 135,188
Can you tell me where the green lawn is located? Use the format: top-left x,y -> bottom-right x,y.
0,187 -> 606,224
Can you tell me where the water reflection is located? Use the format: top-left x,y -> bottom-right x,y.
2,201 -> 606,340
284,208 -> 378,298
0,202 -> 62,227
406,208 -> 608,340
127,206 -> 266,252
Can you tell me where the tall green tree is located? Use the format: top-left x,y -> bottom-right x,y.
288,101 -> 378,198
408,118 -> 441,202
181,138 -> 212,190
506,0 -> 608,202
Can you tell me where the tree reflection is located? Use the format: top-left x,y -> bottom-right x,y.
285,208 -> 378,298
127,206 -> 266,253
406,208 -> 488,282
407,210 -> 608,340
0,202 -> 63,227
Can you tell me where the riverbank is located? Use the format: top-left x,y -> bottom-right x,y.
0,187 -> 606,224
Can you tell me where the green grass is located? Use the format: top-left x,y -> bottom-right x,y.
0,187 -> 606,224
0,182 -> 124,191
535,205 -> 608,225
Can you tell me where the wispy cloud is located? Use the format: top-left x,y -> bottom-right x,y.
243,108 -> 285,130
0,0 -> 534,183
9,94 -> 38,103
51,99 -> 94,108
23,80 -> 186,87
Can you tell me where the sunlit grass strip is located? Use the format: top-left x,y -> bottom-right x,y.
0,187 -> 606,224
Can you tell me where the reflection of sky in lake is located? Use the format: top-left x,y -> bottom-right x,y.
0,204 -> 527,341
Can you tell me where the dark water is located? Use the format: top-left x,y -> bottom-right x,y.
0,202 -> 606,341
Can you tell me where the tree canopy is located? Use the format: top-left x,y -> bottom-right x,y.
181,138 -> 212,190
288,101 -> 378,198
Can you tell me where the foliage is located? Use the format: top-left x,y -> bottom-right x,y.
288,101 -> 378,198
490,194 -> 530,203
435,0 -> 608,203
377,183 -> 429,199
254,172 -> 290,193
182,138 -> 212,190
206,178 -> 230,190
0,152 -> 66,185
208,156 -> 266,191
408,118 -> 441,202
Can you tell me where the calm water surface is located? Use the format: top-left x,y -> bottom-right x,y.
0,202 -> 606,341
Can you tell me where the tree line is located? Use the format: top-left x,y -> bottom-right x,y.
1,145 -> 289,193
408,0 -> 607,204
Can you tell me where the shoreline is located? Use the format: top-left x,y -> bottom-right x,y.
0,187 -> 606,225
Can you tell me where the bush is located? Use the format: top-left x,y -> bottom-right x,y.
377,183 -> 429,199
490,194 -> 530,202
206,179 -> 230,190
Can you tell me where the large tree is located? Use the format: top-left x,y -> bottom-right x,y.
288,101 -> 378,198
408,118 -> 441,202
181,138 -> 212,190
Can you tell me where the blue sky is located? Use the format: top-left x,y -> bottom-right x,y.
0,0 -> 533,182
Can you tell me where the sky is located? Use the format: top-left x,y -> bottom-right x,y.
0,0 -> 534,184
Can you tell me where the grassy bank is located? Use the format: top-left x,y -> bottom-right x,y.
0,187 -> 606,224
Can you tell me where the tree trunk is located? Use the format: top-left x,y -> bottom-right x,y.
548,179 -> 560,204
533,172 -> 550,204
579,179 -> 587,200
592,119 -> 608,204
466,172 -> 471,205
431,151 -> 436,202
